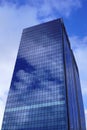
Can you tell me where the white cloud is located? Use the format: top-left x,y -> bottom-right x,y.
0,0 -> 81,18
37,0 -> 81,17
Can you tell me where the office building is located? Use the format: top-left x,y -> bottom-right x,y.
1,18 -> 86,130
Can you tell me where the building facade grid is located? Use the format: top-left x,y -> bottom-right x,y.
1,18 -> 86,130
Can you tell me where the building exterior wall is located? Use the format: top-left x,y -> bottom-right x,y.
62,23 -> 86,130
1,19 -> 68,130
73,55 -> 86,130
1,19 -> 86,130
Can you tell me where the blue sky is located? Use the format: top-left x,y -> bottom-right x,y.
0,0 -> 87,129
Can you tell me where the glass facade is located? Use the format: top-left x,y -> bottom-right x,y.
1,19 -> 86,130
62,23 -> 86,130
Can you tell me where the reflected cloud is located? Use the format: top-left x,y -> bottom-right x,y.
2,20 -> 67,130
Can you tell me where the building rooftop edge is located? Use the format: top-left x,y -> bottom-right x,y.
23,18 -> 62,32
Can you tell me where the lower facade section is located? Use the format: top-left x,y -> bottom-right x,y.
2,103 -> 68,130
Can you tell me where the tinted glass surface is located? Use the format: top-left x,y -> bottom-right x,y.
73,58 -> 86,130
63,26 -> 86,130
1,19 -> 68,130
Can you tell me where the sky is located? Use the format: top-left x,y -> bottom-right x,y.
0,0 -> 87,129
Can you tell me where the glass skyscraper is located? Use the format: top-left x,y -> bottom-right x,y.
1,18 -> 86,130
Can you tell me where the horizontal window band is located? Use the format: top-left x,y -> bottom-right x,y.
6,101 -> 65,112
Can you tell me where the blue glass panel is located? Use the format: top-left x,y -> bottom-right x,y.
1,19 -> 68,130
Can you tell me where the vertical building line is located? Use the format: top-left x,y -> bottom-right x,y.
72,53 -> 81,130
60,19 -> 70,130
